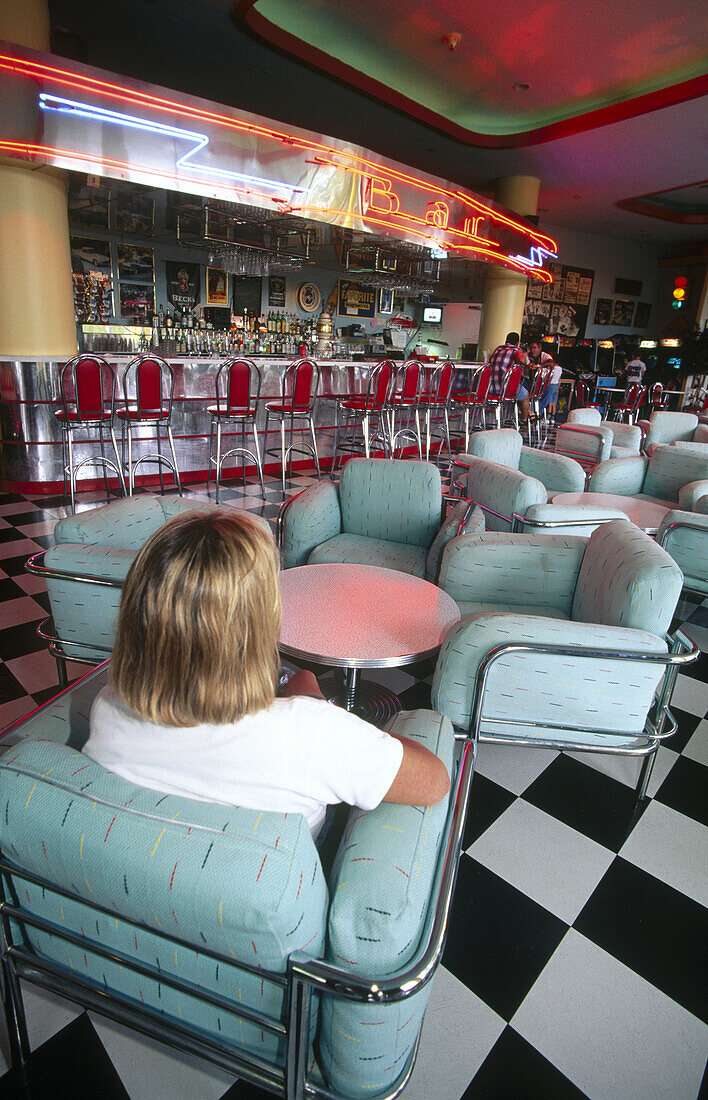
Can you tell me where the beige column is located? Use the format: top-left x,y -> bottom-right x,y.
0,0 -> 78,357
477,176 -> 540,358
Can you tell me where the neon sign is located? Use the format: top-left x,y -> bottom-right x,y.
0,42 -> 558,279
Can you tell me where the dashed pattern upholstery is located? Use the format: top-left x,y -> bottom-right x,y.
0,681 -> 457,1099
563,411 -> 641,462
320,709 -> 455,1097
588,455 -> 649,496
523,503 -> 629,538
644,411 -> 699,449
463,429 -> 522,466
0,735 -> 327,1067
439,533 -> 586,618
608,422 -> 643,457
556,422 -> 613,465
657,508 -> 708,595
571,521 -> 683,634
338,460 -> 441,547
431,612 -> 668,740
280,480 -> 342,569
566,408 -> 602,426
463,458 -> 547,531
678,479 -> 708,512
642,445 -> 708,503
424,501 -> 485,583
308,534 -> 428,576
518,446 -> 586,494
46,496 -> 224,661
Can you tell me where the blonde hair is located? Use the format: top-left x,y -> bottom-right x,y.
111,510 -> 281,726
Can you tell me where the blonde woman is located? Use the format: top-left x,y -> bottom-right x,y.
84,511 -> 449,840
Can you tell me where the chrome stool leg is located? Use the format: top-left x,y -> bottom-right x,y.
166,425 -> 183,495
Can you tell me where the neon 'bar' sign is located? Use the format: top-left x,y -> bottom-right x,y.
0,42 -> 557,279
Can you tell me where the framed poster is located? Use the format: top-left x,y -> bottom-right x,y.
268,275 -> 286,307
593,298 -> 613,325
550,302 -> 583,338
206,267 -> 229,306
521,298 -> 551,341
70,236 -> 111,273
232,276 -> 262,315
118,282 -> 154,321
612,299 -> 635,326
378,287 -> 394,314
337,279 -> 376,319
114,193 -> 155,236
117,243 -> 154,282
633,302 -> 651,329
67,179 -> 110,229
166,261 -> 201,312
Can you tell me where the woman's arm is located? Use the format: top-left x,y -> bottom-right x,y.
281,669 -> 326,700
382,732 -> 450,806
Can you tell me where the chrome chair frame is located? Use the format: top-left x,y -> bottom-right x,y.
423,360 -> 454,463
207,357 -> 265,500
0,706 -> 476,1100
450,363 -> 491,451
55,354 -> 126,513
264,359 -> 321,493
117,354 -> 182,496
553,422 -> 608,472
462,628 -> 697,801
658,516 -> 708,597
331,359 -> 393,471
527,366 -> 552,446
608,383 -> 646,425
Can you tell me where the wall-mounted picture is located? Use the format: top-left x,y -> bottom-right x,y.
117,243 -> 154,282
378,287 -> 394,314
337,279 -> 377,318
550,302 -> 583,338
206,267 -> 229,306
268,275 -> 286,308
70,236 -> 111,273
118,281 -> 154,321
114,192 -> 155,236
593,298 -> 613,325
522,298 -> 551,336
612,298 -> 635,326
72,272 -> 113,324
633,302 -> 651,329
67,179 -> 110,229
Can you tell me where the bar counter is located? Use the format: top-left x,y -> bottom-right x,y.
0,356 -> 478,493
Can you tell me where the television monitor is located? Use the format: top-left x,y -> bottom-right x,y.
423,306 -> 442,324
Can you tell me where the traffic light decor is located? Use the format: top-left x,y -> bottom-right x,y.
672,275 -> 690,310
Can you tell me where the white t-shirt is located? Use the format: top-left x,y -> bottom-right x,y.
85,686 -> 404,835
548,363 -> 563,385
626,358 -> 646,383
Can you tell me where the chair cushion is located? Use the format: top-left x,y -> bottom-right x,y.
657,509 -> 708,595
519,447 -> 586,493
439,532 -> 586,618
431,612 -> 668,739
0,736 -> 327,1066
571,521 -> 683,635
307,533 -> 428,576
462,429 -> 522,467
566,408 -> 601,426
463,459 -> 547,531
321,709 -> 455,1098
55,409 -> 113,423
456,600 -> 569,618
642,445 -> 708,503
207,405 -> 257,418
54,495 -> 216,549
338,459 -> 441,548
645,411 -> 698,448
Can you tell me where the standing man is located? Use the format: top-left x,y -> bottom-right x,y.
626,350 -> 647,387
487,331 -> 530,424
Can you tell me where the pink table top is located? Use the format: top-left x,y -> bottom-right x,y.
279,563 -> 460,669
552,492 -> 672,533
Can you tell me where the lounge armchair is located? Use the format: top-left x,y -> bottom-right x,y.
587,444 -> 708,509
433,520 -> 696,798
636,410 -> 708,455
657,495 -> 708,596
0,669 -> 474,1100
556,408 -> 642,467
453,428 -> 585,499
278,458 -> 483,577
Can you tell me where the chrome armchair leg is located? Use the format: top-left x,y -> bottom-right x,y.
636,749 -> 656,801
166,426 -> 183,496
1,956 -> 31,1073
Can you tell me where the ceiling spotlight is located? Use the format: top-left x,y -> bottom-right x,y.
513,82 -> 530,91
443,33 -> 461,50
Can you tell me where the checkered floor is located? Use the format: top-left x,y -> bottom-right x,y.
0,460 -> 707,1099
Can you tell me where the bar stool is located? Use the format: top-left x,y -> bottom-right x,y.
116,354 -> 182,496
527,365 -> 552,445
207,357 -> 265,502
332,358 -> 393,471
451,362 -> 492,450
263,358 -> 321,492
55,354 -> 126,513
609,383 -> 646,424
486,363 -> 524,429
387,359 -> 423,459
422,359 -> 454,462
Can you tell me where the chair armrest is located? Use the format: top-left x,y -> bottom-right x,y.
605,422 -> 642,452
463,458 -> 546,530
278,481 -> 342,568
678,479 -> 708,512
425,499 -> 484,583
519,446 -> 586,492
658,510 -> 708,592
636,418 -> 651,435
517,504 -> 629,537
432,613 -> 695,741
438,532 -> 585,616
588,455 -> 648,495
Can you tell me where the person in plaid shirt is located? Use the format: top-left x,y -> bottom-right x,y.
488,331 -> 530,423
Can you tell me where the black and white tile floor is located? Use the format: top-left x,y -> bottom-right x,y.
0,462 -> 707,1099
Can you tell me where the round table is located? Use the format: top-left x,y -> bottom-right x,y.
552,492 -> 672,535
279,563 -> 460,724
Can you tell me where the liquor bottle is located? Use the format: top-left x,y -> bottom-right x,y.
165,308 -> 172,330
158,303 -> 164,327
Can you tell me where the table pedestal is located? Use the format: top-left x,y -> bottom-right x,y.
320,667 -> 402,727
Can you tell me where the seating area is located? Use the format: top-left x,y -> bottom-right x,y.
2,417 -> 707,1100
